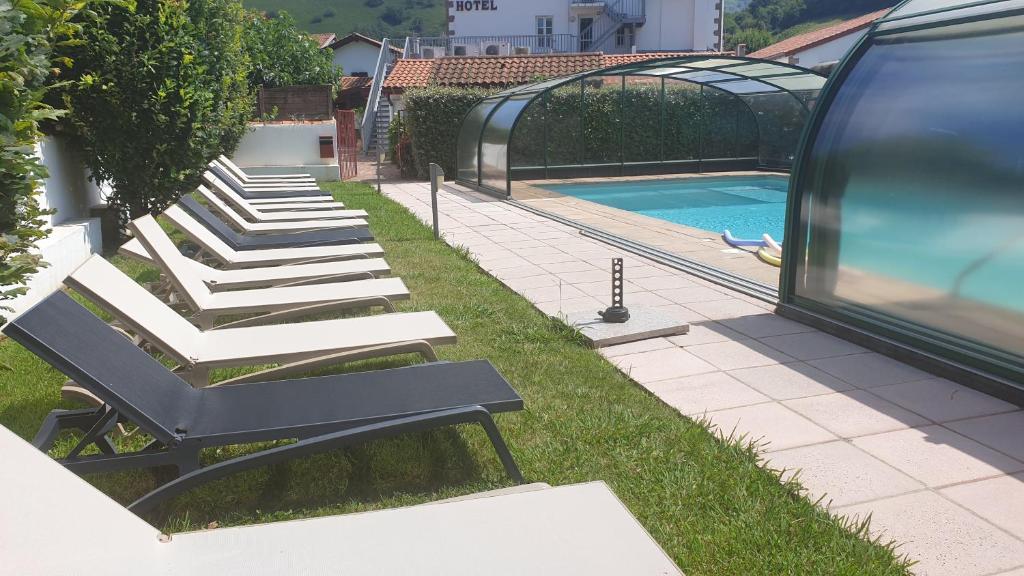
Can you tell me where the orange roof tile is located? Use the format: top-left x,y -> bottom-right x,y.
339,76 -> 373,92
383,59 -> 436,89
748,9 -> 890,60
383,51 -> 732,90
310,33 -> 337,49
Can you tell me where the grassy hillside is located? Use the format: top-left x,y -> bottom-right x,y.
243,0 -> 446,38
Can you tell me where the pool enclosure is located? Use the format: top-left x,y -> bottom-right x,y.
456,57 -> 827,198
780,0 -> 1024,399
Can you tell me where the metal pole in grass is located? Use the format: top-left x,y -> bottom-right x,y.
429,163 -> 444,240
376,143 -> 384,194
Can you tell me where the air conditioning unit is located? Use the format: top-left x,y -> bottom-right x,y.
513,46 -> 531,55
484,44 -> 502,56
421,47 -> 446,59
453,45 -> 469,56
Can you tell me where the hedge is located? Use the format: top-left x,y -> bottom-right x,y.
403,86 -> 491,179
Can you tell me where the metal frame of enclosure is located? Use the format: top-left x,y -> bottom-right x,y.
780,0 -> 1024,402
455,56 -> 827,198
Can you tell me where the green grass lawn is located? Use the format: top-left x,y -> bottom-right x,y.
243,0 -> 446,37
0,181 -> 910,575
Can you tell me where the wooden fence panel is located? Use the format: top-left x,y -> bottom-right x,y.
257,85 -> 333,121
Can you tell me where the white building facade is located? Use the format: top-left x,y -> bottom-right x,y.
443,0 -> 724,54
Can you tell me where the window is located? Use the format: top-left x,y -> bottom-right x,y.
615,25 -> 635,48
579,17 -> 594,51
536,16 -> 553,48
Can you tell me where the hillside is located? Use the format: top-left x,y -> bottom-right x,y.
242,0 -> 446,38
725,0 -> 893,50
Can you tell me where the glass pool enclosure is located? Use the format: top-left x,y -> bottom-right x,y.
781,0 -> 1024,399
455,56 -> 827,198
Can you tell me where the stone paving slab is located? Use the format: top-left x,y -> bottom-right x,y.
382,181 -> 1024,576
561,307 -> 689,349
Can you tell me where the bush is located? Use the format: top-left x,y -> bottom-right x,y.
381,6 -> 405,25
242,10 -> 341,90
404,86 -> 491,179
364,0 -> 383,7
0,0 -> 86,322
387,115 -> 415,178
57,0 -> 253,228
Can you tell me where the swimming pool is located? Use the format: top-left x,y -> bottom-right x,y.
540,175 -> 790,240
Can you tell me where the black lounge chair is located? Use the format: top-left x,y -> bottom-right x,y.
179,195 -> 373,250
4,292 -> 524,514
208,163 -> 328,199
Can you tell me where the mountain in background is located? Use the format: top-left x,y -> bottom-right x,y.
725,0 -> 893,51
243,0 -> 446,38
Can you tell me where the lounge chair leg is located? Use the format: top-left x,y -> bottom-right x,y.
32,407 -> 108,450
127,406 -> 522,515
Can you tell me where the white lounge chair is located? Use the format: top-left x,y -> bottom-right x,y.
64,256 -> 456,386
192,185 -> 363,233
217,155 -> 316,183
130,215 -> 408,328
162,204 -> 383,268
119,238 -> 391,290
209,161 -> 322,193
0,424 -> 683,576
205,172 -> 369,222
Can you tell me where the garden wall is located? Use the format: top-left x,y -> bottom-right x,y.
232,121 -> 341,181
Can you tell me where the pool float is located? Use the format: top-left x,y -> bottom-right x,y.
722,229 -> 767,248
762,234 -> 783,252
757,246 -> 782,267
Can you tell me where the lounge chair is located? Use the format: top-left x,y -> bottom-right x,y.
2,423 -> 683,576
204,168 -> 336,205
179,196 -> 372,250
2,293 -> 522,513
130,216 -> 408,328
216,154 -> 316,184
207,163 -> 327,198
119,239 -> 391,290
63,257 -> 457,385
162,204 -> 383,268
205,172 -> 370,222
192,185 -> 363,234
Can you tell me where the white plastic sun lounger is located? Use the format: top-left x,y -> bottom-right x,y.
130,216 -> 408,328
216,155 -> 315,183
64,256 -> 457,386
198,182 -> 347,213
192,185 -> 365,233
119,238 -> 391,290
205,172 -> 369,222
0,425 -> 683,576
209,161 -> 322,193
163,204 -> 383,268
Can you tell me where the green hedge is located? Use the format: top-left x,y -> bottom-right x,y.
404,86 -> 491,179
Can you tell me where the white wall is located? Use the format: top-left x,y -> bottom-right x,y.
784,32 -> 865,68
4,135 -> 105,323
448,0 -> 717,52
232,121 -> 340,181
332,42 -> 382,77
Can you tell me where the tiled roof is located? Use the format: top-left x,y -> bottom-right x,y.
433,53 -> 603,86
748,8 -> 890,60
329,32 -> 402,54
310,33 -> 337,49
339,76 -> 373,92
383,59 -> 436,89
383,52 -> 731,90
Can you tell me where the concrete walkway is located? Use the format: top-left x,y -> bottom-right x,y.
382,181 -> 1024,576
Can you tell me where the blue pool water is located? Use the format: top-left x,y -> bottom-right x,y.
541,175 -> 789,240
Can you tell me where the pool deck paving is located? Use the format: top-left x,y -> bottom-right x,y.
383,180 -> 1024,576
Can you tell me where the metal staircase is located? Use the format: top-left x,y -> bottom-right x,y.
361,39 -> 398,154
573,0 -> 646,53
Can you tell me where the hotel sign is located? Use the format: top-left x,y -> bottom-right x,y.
454,0 -> 499,11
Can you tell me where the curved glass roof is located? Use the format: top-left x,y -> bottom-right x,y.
456,56 -> 827,197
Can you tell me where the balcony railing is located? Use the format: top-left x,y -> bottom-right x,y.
405,34 -> 580,57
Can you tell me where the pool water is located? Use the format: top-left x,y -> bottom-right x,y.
541,175 -> 789,240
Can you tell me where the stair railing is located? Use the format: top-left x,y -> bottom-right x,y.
587,0 -> 646,53
361,37 -> 393,154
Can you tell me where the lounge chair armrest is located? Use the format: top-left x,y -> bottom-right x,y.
212,297 -> 396,329
211,340 -> 438,386
127,405 -> 523,515
272,271 -> 377,287
283,253 -> 369,266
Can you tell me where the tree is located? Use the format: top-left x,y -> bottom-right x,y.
0,0 -> 89,322
242,10 -> 341,90
57,0 -> 253,228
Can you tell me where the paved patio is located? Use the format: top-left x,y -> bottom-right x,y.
383,180 -> 1024,576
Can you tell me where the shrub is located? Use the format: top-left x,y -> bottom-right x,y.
381,6 -> 405,25
57,0 -> 253,228
0,0 -> 87,322
404,86 -> 491,179
243,10 -> 341,90
387,115 -> 415,178
364,0 -> 383,7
